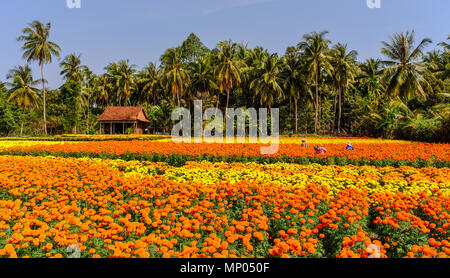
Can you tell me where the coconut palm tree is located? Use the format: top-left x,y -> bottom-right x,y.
244,47 -> 268,105
282,47 -> 309,134
80,67 -> 96,133
213,40 -> 245,116
424,50 -> 450,81
330,43 -> 358,133
358,58 -> 385,100
250,53 -> 285,114
92,74 -> 111,108
60,53 -> 86,82
160,48 -> 190,108
137,62 -> 161,106
381,31 -> 432,102
17,20 -> 61,135
188,57 -> 218,103
5,65 -> 42,136
298,31 -> 333,133
105,60 -> 137,106
439,35 -> 449,51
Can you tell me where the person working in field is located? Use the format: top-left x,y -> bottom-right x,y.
301,138 -> 308,148
314,145 -> 327,154
346,142 -> 354,150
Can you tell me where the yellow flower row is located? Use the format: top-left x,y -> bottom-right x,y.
0,141 -> 74,150
80,158 -> 449,197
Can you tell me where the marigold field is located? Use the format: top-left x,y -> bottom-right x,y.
0,137 -> 449,258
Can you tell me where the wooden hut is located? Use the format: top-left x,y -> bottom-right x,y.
98,107 -> 150,135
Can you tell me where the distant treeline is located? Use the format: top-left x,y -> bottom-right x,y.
1,21 -> 449,142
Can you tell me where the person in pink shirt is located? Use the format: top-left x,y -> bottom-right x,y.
314,146 -> 327,154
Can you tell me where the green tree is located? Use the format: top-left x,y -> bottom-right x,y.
60,53 -> 86,82
91,74 -> 111,108
381,31 -> 432,101
330,43 -> 358,133
137,62 -> 161,106
17,20 -> 61,135
188,56 -> 218,104
438,35 -> 449,51
160,48 -> 190,108
0,83 -> 20,136
367,99 -> 411,138
59,81 -> 82,134
243,47 -> 269,105
282,47 -> 308,134
298,31 -> 333,133
180,33 -> 210,64
213,40 -> 245,116
357,58 -> 385,101
5,65 -> 42,136
249,53 -> 285,114
105,60 -> 137,106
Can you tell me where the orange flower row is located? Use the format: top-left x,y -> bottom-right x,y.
0,156 -> 448,258
5,140 -> 450,162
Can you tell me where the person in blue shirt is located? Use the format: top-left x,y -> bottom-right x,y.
346,142 -> 354,150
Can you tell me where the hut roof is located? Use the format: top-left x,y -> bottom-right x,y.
98,106 -> 150,123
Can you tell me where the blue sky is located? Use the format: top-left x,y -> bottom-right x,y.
1,0 -> 449,89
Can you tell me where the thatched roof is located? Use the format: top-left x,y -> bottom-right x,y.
98,106 -> 150,123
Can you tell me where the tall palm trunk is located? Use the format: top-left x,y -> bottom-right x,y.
20,122 -> 24,137
289,95 -> 293,119
338,87 -> 343,133
86,96 -> 90,134
41,64 -> 47,135
314,69 -> 319,133
176,90 -> 181,108
176,89 -> 184,132
214,92 -> 220,119
332,93 -> 337,132
294,96 -> 298,134
225,89 -> 230,118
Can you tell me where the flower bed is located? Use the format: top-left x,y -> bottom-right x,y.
2,140 -> 449,167
0,156 -> 448,258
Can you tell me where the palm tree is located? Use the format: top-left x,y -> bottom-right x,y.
81,67 -> 95,133
60,53 -> 86,82
17,20 -> 61,135
244,47 -> 268,105
5,65 -> 42,136
298,31 -> 333,133
137,62 -> 161,106
425,50 -> 450,82
250,53 -> 284,114
92,74 -> 111,108
105,60 -> 137,106
213,40 -> 245,116
188,57 -> 218,103
439,35 -> 449,51
330,43 -> 358,133
358,58 -> 385,100
381,31 -> 432,102
160,48 -> 190,108
283,47 -> 309,134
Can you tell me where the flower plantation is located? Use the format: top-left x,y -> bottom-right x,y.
0,138 -> 449,258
